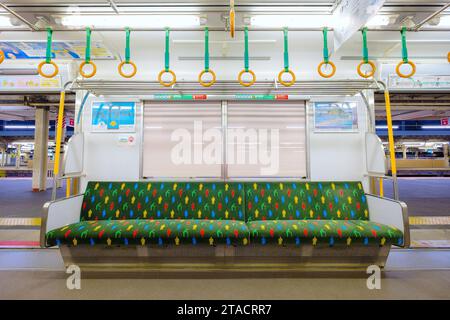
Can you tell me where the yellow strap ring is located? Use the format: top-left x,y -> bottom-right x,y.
198,69 -> 216,87
395,60 -> 416,78
238,69 -> 256,87
357,60 -> 376,78
317,61 -> 336,78
79,61 -> 97,78
0,50 -> 5,64
447,52 -> 450,63
278,69 -> 296,87
118,60 -> 137,78
158,69 -> 176,87
38,60 -> 59,78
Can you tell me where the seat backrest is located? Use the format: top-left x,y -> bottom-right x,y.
244,181 -> 368,221
80,181 -> 246,221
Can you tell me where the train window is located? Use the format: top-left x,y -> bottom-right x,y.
142,101 -> 223,178
226,101 -> 307,178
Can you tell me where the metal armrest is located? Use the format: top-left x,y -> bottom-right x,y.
40,194 -> 84,248
365,194 -> 410,248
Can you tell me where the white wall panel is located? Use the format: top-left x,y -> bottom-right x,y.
308,96 -> 368,184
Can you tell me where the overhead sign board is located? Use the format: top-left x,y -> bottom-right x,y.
333,0 -> 385,51
0,75 -> 61,91
388,75 -> 450,89
0,41 -> 115,60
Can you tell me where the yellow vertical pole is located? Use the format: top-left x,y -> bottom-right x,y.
379,178 -> 384,197
384,89 -> 399,199
66,178 -> 71,197
53,91 -> 65,176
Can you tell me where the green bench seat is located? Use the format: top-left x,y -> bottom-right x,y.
46,219 -> 250,247
45,181 -> 405,248
247,220 -> 403,246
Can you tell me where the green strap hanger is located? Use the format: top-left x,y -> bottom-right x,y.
125,27 -> 131,63
45,27 -> 53,63
85,27 -> 91,63
204,27 -> 210,71
322,27 -> 329,63
400,27 -> 409,63
283,27 -> 289,72
244,26 -> 249,72
361,27 -> 369,63
165,27 -> 170,72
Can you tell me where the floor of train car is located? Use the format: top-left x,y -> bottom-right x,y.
0,248 -> 449,299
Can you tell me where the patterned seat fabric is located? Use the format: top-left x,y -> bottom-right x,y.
247,220 -> 404,246
46,181 -> 404,247
244,181 -> 369,221
80,181 -> 245,221
46,219 -> 250,247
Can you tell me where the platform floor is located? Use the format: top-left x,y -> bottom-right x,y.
0,248 -> 449,299
0,178 -> 65,219
383,177 -> 450,216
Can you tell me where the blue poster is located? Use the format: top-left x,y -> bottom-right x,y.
91,102 -> 136,132
314,102 -> 358,131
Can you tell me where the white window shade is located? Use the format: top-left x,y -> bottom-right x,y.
227,101 -> 307,178
142,101 -> 222,178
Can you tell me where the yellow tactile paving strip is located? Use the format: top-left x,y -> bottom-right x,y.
0,218 -> 41,227
409,216 -> 450,225
411,240 -> 450,248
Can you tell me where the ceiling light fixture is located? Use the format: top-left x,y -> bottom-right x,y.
365,15 -> 392,27
250,15 -> 336,28
59,14 -> 201,28
0,15 -> 13,27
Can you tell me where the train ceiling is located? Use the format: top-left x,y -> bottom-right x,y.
0,1 -> 449,31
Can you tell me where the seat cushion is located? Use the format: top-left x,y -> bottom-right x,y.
245,181 -> 369,221
81,182 -> 246,221
247,220 -> 404,246
46,219 -> 250,247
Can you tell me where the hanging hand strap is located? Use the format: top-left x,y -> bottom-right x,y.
85,27 -> 91,63
204,27 -> 210,71
361,27 -> 369,63
283,27 -> 289,72
165,27 -> 170,72
400,27 -> 408,63
45,27 -> 53,63
322,27 -> 329,63
124,27 -> 131,63
244,26 -> 249,72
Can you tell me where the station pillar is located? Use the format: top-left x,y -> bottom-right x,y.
0,147 -> 5,167
402,144 -> 407,159
444,143 -> 449,166
32,107 -> 49,192
15,144 -> 21,169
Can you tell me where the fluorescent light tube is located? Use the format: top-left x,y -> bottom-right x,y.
5,125 -> 35,129
0,16 -> 13,27
250,15 -> 335,28
365,15 -> 391,27
421,125 -> 450,129
376,125 -> 399,129
437,15 -> 450,27
59,14 -> 201,28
